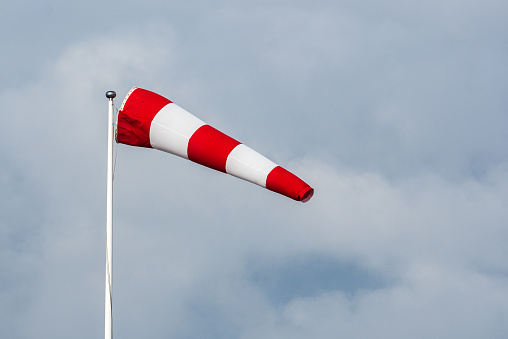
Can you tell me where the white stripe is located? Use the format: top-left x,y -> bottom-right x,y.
225,144 -> 277,188
149,103 -> 206,159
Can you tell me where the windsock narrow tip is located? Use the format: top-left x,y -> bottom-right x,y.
266,166 -> 314,203
299,187 -> 314,203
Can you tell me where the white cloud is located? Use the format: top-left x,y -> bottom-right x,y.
0,25 -> 181,339
106,154 -> 508,338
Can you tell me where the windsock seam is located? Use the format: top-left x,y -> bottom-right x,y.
119,86 -> 138,111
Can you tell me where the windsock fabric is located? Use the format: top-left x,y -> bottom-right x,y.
116,87 -> 314,202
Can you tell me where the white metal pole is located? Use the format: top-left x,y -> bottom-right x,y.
105,91 -> 116,339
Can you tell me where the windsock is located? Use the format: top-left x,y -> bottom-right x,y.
116,87 -> 314,202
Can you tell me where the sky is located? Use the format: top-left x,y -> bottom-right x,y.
1,0 -> 507,338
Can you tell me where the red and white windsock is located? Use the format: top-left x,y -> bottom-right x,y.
116,87 -> 314,202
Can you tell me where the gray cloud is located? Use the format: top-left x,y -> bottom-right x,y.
1,1 -> 507,338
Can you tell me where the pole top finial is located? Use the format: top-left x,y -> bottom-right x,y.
106,91 -> 116,99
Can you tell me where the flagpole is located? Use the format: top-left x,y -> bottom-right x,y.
105,90 -> 116,339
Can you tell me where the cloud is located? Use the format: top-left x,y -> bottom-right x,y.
1,1 -> 507,338
0,25 -> 181,339
245,266 -> 508,339
109,153 -> 508,338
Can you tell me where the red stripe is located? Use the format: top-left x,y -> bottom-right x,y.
116,88 -> 172,148
266,166 -> 314,202
187,125 -> 241,173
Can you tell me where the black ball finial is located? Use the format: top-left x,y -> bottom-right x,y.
105,91 -> 116,99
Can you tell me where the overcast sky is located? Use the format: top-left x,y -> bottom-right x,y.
1,1 -> 507,338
